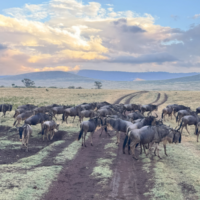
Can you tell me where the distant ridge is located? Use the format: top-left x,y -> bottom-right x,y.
76,70 -> 198,81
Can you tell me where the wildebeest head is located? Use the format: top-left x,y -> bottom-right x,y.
144,113 -> 158,126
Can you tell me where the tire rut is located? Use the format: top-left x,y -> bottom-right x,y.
156,93 -> 168,106
150,93 -> 161,104
124,91 -> 149,104
113,92 -> 137,104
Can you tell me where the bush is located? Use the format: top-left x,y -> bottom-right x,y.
76,87 -> 83,89
49,86 -> 57,88
68,86 -> 75,89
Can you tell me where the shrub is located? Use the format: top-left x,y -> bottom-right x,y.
68,86 -> 75,89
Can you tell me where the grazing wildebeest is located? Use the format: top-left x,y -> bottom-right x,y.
42,120 -> 59,141
13,108 -> 26,118
177,113 -> 199,135
52,106 -> 71,120
79,110 -> 96,122
24,113 -> 53,130
123,124 -> 172,159
17,124 -> 32,152
160,128 -> 181,156
13,110 -> 34,127
140,104 -> 158,116
0,104 -> 12,117
62,106 -> 82,123
33,106 -> 51,115
77,117 -> 101,147
127,111 -> 144,122
176,110 -> 195,125
173,105 -> 190,118
162,107 -> 173,121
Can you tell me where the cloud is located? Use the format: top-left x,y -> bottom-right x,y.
0,0 -> 199,75
193,14 -> 200,19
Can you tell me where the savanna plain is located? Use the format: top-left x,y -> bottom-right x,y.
0,88 -> 200,200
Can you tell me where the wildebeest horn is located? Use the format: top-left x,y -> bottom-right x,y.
155,113 -> 158,118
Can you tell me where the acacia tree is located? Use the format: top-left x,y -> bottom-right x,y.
94,81 -> 102,89
22,78 -> 35,87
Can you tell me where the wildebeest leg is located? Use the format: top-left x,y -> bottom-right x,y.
156,144 -> 161,159
147,111 -> 151,116
130,142 -> 137,160
51,130 -> 54,140
116,131 -> 119,144
146,142 -> 154,156
140,143 -> 142,154
185,125 -> 190,135
72,116 -> 76,123
90,131 -> 94,146
65,116 -> 68,124
197,133 -> 199,142
163,143 -> 168,156
84,131 -> 87,147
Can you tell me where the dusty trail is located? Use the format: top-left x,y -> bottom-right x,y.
124,91 -> 149,104
113,92 -> 136,104
150,93 -> 161,104
43,130 -> 115,200
156,93 -> 168,106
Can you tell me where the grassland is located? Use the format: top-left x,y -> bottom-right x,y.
1,88 -> 200,199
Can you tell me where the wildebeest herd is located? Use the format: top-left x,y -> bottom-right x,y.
1,101 -> 200,160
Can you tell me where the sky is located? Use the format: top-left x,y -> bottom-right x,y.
0,0 -> 200,75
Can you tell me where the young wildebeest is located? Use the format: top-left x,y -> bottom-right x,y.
13,110 -> 34,127
17,124 -> 32,152
140,104 -> 158,116
79,110 -> 96,122
42,120 -> 59,141
162,107 -> 173,121
123,124 -> 172,159
177,113 -> 199,135
24,113 -> 52,130
62,106 -> 82,123
77,117 -> 101,147
176,110 -> 195,125
0,104 -> 12,117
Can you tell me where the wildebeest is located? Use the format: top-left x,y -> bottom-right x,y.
77,117 -> 101,147
173,105 -> 190,118
62,106 -> 82,123
140,104 -> 158,116
96,102 -> 110,109
24,113 -> 53,130
17,124 -> 32,152
42,120 -> 60,141
123,104 -> 141,114
160,128 -> 181,156
127,111 -> 144,122
13,110 -> 34,127
196,107 -> 200,114
123,124 -> 172,159
97,107 -> 116,118
0,104 -> 12,117
80,103 -> 96,110
79,110 -> 96,122
176,110 -> 195,125
52,106 -> 71,120
33,106 -> 52,115
177,113 -> 199,135
17,104 -> 37,110
162,107 -> 173,121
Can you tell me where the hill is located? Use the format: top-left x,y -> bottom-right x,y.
1,71 -> 200,90
76,70 -> 198,81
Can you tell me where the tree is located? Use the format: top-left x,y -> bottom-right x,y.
11,84 -> 15,88
22,78 -> 35,87
94,81 -> 102,89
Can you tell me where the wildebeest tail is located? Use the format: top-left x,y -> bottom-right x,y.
77,127 -> 83,141
13,120 -> 17,126
196,128 -> 198,135
176,113 -> 179,122
123,135 -> 128,153
161,112 -> 164,119
104,126 -> 107,133
177,121 -> 182,131
179,134 -> 182,143
62,113 -> 65,121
